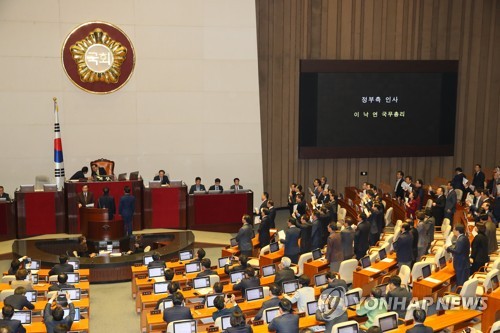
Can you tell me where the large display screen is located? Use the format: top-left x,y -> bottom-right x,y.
299,60 -> 458,158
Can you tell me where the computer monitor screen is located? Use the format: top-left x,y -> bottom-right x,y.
118,173 -> 127,181
378,248 -> 387,260
68,260 -> 79,270
439,256 -> 446,269
148,267 -> 165,278
30,274 -> 38,285
262,264 -> 276,277
345,290 -> 361,307
206,293 -> 224,308
360,256 -> 371,268
230,271 -> 245,284
173,320 -> 196,333
314,273 -> 328,287
20,185 -> 35,193
338,323 -> 359,333
230,238 -> 238,247
218,257 -> 230,268
60,288 -> 81,300
379,313 -> 398,332
63,307 -> 80,321
27,260 -> 40,270
269,242 -> 279,253
143,255 -> 154,266
179,250 -> 193,261
265,308 -> 280,323
307,301 -> 318,315
246,287 -> 264,301
422,264 -> 431,278
283,280 -> 299,294
11,311 -> 31,324
193,277 -> 210,289
25,291 -> 37,303
129,171 -> 140,180
162,299 -> 174,310
221,316 -> 232,330
66,273 -> 79,284
185,262 -> 201,274
149,181 -> 162,188
491,274 -> 499,290
312,248 -> 322,260
154,282 -> 169,294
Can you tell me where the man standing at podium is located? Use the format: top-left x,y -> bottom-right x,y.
98,187 -> 115,220
77,185 -> 94,208
119,186 -> 136,237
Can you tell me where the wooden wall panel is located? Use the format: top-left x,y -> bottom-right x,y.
256,0 -> 500,207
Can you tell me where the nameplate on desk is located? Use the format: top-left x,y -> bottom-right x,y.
194,304 -> 204,310
253,320 -> 264,326
381,258 -> 395,263
175,271 -> 183,275
236,298 -> 245,303
207,327 -> 218,332
142,291 -> 152,296
423,277 -> 442,284
221,281 -> 229,285
182,287 -> 193,291
150,310 -> 161,315
134,263 -> 143,267
364,267 -> 381,273
137,274 -> 147,279
171,258 -> 179,262
298,312 -> 306,318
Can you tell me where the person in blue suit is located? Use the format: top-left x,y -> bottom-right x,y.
119,186 -> 136,237
446,224 -> 470,288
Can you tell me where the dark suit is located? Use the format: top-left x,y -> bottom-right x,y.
155,294 -> 174,310
209,185 -> 224,192
233,276 -> 260,298
4,294 -> 34,310
44,302 -> 74,333
48,283 -> 74,292
294,220 -> 312,254
212,304 -> 242,321
48,263 -> 74,276
431,195 -> 445,226
230,185 -> 244,190
296,201 -> 307,217
70,170 -> 86,180
119,193 -> 136,236
316,308 -> 348,333
395,178 -> 405,199
451,173 -> 466,192
196,269 -> 217,278
268,207 -> 277,228
310,218 -> 322,250
393,231 -> 413,267
354,220 -> 370,260
98,194 -> 116,220
0,319 -> 25,333
91,167 -> 107,177
472,171 -> 485,190
224,263 -> 249,275
223,325 -> 253,333
445,190 -> 457,219
77,191 -> 94,207
0,192 -> 11,201
448,234 -> 470,287
148,260 -> 166,269
163,305 -> 193,323
281,226 -> 301,263
274,267 -> 296,287
154,175 -> 170,185
268,313 -> 299,333
258,216 -> 271,247
341,227 -> 355,260
471,233 -> 489,273
254,297 -> 281,320
189,184 -> 206,194
406,323 -> 433,333
259,200 -> 268,214
386,287 -> 412,318
236,223 -> 254,257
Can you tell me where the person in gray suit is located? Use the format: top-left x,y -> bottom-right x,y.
406,309 -> 433,333
44,292 -> 75,333
279,218 -> 301,264
444,182 -> 457,219
163,292 -> 193,323
274,257 -> 296,287
4,287 -> 35,310
268,298 -> 299,333
340,217 -> 355,260
236,215 -> 254,257
416,211 -> 431,260
230,178 -> 243,190
315,294 -> 348,333
424,209 -> 435,252
254,284 -> 282,320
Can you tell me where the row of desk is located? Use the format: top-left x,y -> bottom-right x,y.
0,181 -> 253,239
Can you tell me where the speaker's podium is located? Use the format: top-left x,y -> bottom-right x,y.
80,207 -> 124,241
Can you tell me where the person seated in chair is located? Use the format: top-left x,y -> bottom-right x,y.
224,255 -> 249,275
189,177 -> 206,194
268,299 -> 299,333
212,294 -> 241,321
4,287 -> 35,310
197,258 -> 217,277
11,269 -> 33,292
154,169 -> 170,185
155,279 -> 178,310
232,267 -> 261,299
90,163 -> 107,177
385,275 -> 412,318
191,248 -> 206,263
0,304 -> 26,333
223,310 -> 252,333
48,273 -> 74,292
44,291 -> 75,333
356,287 -> 387,328
230,178 -> 243,190
0,186 -> 11,201
209,178 -> 224,192
284,274 -> 315,313
254,284 -> 282,321
162,292 -> 193,323
406,309 -> 433,333
49,255 -> 74,277
148,252 -> 166,269
274,257 -> 296,288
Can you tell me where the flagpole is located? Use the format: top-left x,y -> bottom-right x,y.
53,97 -> 65,190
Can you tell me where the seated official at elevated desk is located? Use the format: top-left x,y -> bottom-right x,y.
189,177 -> 206,194
153,170 -> 170,186
0,185 -> 11,201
